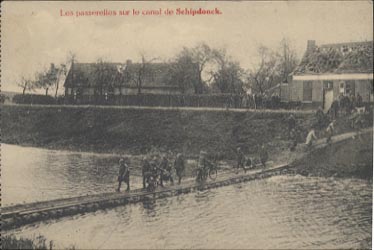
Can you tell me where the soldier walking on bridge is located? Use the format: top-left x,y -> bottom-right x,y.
305,127 -> 318,149
326,120 -> 335,144
174,153 -> 185,184
159,155 -> 174,187
142,156 -> 151,189
236,147 -> 246,173
116,157 -> 130,192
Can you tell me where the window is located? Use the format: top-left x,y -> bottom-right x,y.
339,82 -> 345,94
323,81 -> 333,90
303,81 -> 313,102
345,81 -> 355,96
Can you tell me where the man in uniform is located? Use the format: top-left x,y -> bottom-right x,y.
159,155 -> 174,187
197,150 -> 212,181
141,156 -> 151,189
116,157 -> 130,192
174,153 -> 185,184
326,120 -> 335,144
236,147 -> 246,173
315,106 -> 325,129
287,114 -> 296,139
305,127 -> 318,149
289,128 -> 298,151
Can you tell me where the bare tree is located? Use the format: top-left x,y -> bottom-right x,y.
210,48 -> 245,94
277,38 -> 298,83
167,53 -> 199,94
247,39 -> 299,94
132,54 -> 159,94
93,58 -> 109,97
54,64 -> 67,98
35,63 -> 60,96
175,43 -> 214,94
247,46 -> 279,94
18,76 -> 35,95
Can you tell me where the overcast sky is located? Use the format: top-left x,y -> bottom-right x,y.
2,1 -> 373,92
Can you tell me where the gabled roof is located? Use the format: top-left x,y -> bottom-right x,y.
64,62 -> 179,89
293,41 -> 373,75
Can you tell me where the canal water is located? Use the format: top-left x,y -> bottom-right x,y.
2,144 -> 145,206
2,144 -> 372,249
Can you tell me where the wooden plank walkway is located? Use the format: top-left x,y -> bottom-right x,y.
1,163 -> 293,230
1,127 -> 371,230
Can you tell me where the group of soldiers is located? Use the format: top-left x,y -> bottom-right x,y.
116,153 -> 186,192
285,99 -> 368,152
286,110 -> 335,151
328,93 -> 364,120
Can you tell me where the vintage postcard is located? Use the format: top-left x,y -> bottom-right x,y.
1,1 -> 373,249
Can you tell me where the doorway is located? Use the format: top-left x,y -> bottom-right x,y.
323,81 -> 334,112
324,89 -> 333,112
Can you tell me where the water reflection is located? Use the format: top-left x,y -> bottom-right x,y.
2,144 -> 372,249
141,199 -> 158,219
2,144 -> 142,206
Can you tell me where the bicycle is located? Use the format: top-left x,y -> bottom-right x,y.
196,162 -> 218,182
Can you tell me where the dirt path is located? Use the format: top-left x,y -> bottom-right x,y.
4,103 -> 314,114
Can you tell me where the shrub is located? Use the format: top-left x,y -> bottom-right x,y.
1,235 -> 49,250
13,94 -> 57,105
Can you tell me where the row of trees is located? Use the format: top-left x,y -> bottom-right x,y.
248,39 -> 298,94
18,63 -> 68,97
169,44 -> 246,94
166,38 -> 298,95
18,39 -> 299,96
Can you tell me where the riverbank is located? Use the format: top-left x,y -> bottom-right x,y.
1,234 -> 75,250
1,104 -> 313,160
294,129 -> 373,179
2,104 -> 372,179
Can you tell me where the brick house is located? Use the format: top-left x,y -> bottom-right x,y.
289,40 -> 373,111
64,60 -> 197,99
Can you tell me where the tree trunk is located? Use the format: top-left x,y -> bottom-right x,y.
137,83 -> 141,94
45,88 -> 49,96
137,76 -> 142,95
55,77 -> 60,98
22,86 -> 26,95
197,73 -> 202,94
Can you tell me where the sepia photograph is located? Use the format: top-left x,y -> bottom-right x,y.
1,1 -> 373,249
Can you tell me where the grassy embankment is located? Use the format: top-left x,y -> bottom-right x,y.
1,105 -> 313,159
2,104 -> 372,178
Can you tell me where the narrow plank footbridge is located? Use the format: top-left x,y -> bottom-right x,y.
2,128 -> 371,230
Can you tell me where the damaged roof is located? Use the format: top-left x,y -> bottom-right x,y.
293,41 -> 373,75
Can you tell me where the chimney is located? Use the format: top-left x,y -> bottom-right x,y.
126,59 -> 132,65
307,40 -> 316,53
